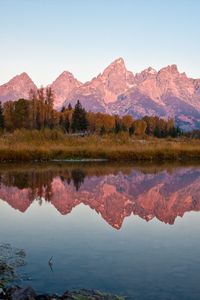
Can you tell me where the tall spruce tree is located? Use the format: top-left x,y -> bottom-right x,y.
71,100 -> 88,132
68,103 -> 72,110
0,101 -> 4,129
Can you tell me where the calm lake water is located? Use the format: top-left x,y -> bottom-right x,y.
0,162 -> 200,300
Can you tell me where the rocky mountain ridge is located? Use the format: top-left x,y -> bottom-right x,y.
1,58 -> 200,129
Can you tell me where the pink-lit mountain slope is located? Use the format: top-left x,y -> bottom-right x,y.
1,59 -> 200,129
0,73 -> 36,104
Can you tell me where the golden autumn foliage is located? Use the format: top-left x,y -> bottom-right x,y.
1,91 -> 181,138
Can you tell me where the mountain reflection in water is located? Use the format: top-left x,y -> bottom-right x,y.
0,163 -> 200,229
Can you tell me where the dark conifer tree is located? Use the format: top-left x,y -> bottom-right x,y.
61,106 -> 66,113
100,125 -> 106,135
0,101 -> 4,129
129,124 -> 135,135
71,100 -> 88,132
114,119 -> 122,134
68,103 -> 72,110
154,126 -> 161,138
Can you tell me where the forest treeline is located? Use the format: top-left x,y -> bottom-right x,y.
0,87 -> 181,138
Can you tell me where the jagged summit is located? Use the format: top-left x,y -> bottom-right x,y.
56,70 -> 76,78
146,67 -> 157,74
8,72 -> 34,84
102,57 -> 128,76
107,57 -> 125,67
113,57 -> 125,64
158,64 -> 180,76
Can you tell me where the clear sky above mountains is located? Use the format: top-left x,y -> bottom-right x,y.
0,0 -> 200,86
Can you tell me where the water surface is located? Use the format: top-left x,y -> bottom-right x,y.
0,162 -> 200,300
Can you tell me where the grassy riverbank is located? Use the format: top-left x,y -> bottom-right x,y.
0,129 -> 200,162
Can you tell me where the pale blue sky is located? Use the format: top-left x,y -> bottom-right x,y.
0,0 -> 200,86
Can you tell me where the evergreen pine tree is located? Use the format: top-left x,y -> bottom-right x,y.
129,124 -> 135,135
100,125 -> 106,135
0,101 -> 4,129
154,126 -> 161,138
114,120 -> 122,134
71,100 -> 88,132
68,103 -> 72,110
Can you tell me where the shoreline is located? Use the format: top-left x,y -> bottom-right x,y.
1,149 -> 200,162
51,158 -> 109,162
0,286 -> 125,300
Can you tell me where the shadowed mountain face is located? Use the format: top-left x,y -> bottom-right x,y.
0,164 -> 200,229
1,58 -> 200,129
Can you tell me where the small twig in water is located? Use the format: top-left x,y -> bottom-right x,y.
48,256 -> 53,272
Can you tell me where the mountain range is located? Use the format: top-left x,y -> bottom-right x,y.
1,58 -> 200,130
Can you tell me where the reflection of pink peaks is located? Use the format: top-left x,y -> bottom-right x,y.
51,177 -> 81,215
0,186 -> 33,212
1,168 -> 200,229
